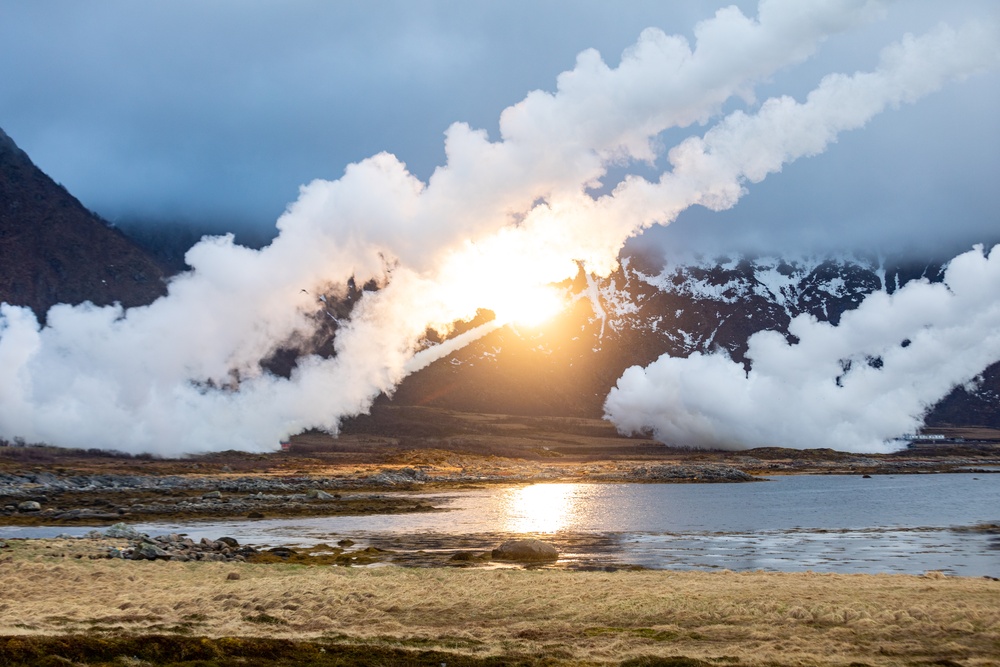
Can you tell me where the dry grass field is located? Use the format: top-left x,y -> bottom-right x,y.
1,539 -> 998,666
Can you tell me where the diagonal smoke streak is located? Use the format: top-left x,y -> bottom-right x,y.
0,1 -> 997,455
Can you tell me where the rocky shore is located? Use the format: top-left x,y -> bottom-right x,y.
0,462 -> 763,526
0,469 -> 442,525
0,524 -> 579,569
1,442 -> 997,527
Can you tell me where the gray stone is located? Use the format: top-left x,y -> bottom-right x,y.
17,500 -> 41,512
491,539 -> 559,562
202,490 -> 222,499
105,523 -> 144,539
306,489 -> 335,500
136,543 -> 170,560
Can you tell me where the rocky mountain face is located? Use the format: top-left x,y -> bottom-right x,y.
384,249 -> 1000,429
0,127 -> 166,321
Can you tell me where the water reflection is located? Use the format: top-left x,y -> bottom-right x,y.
501,483 -> 581,533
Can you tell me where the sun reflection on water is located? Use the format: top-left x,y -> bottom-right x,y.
500,483 -> 581,533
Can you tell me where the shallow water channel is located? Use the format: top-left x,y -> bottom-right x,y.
4,474 -> 999,575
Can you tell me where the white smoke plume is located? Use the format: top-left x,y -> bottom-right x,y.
605,245 -> 1000,453
1,0 -> 997,455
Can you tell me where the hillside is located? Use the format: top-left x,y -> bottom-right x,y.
0,127 -> 166,320
376,250 -> 1000,430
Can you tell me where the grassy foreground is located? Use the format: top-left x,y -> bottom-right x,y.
1,540 -> 998,666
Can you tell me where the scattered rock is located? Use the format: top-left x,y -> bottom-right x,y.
136,542 -> 170,560
202,491 -> 222,500
491,539 -> 559,562
105,523 -> 144,539
629,464 -> 756,482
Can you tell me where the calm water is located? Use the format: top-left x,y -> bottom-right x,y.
4,474 -> 998,575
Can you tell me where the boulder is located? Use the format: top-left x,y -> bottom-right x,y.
491,539 -> 559,562
136,543 -> 170,560
105,523 -> 144,539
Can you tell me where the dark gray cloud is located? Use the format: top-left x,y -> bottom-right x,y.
1,0 -> 996,254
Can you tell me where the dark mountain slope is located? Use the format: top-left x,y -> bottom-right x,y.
380,251 -> 1000,430
0,127 -> 166,320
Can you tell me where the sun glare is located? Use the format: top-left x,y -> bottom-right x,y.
435,238 -> 570,330
489,285 -> 566,328
501,483 -> 580,533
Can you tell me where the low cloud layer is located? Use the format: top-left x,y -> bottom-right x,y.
1,1 -> 998,455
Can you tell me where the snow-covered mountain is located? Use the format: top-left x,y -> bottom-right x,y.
385,248 -> 1000,432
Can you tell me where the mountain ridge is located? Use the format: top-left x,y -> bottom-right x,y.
0,126 -> 167,321
380,248 -> 1000,432
3,126 -> 996,444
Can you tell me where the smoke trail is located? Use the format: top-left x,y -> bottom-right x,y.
605,244 -> 1000,453
1,1 -> 997,455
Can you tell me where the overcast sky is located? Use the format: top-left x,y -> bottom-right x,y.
1,0 -> 997,256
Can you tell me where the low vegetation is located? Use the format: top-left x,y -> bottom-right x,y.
1,539 -> 997,666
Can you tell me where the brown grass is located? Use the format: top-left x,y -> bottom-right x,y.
1,539 -> 998,666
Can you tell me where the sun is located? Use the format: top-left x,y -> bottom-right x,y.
488,284 -> 566,328
434,238 -> 570,330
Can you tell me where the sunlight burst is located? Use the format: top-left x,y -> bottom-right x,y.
488,284 -> 566,327
435,236 -> 570,330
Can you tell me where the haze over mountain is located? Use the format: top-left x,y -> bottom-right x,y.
1,1 -> 999,456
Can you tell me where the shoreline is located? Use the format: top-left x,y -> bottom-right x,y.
4,441 -> 999,528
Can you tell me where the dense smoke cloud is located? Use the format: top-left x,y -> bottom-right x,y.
1,0 -> 998,455
605,245 -> 1000,453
